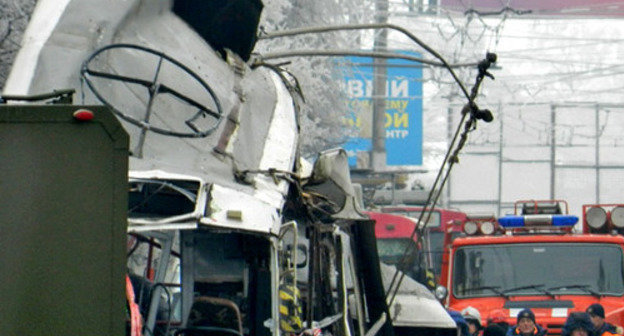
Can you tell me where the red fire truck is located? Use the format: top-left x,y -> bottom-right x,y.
367,211 -> 424,282
437,200 -> 624,335
375,207 -> 467,280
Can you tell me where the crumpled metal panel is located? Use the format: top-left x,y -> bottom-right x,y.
6,0 -> 300,234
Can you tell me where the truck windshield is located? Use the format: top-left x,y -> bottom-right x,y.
377,238 -> 417,264
453,243 -> 624,298
376,238 -> 420,280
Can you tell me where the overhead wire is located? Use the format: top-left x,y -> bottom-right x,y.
386,5 -> 624,160
258,23 -> 472,99
389,1 -> 624,18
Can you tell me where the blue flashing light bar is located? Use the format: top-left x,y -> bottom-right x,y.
498,214 -> 579,228
498,216 -> 524,228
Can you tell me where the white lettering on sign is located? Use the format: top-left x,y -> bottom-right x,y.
347,80 -> 365,98
391,80 -> 408,98
386,130 -> 409,139
345,79 -> 410,98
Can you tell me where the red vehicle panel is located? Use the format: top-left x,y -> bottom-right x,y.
367,211 -> 422,280
370,207 -> 467,281
440,201 -> 624,335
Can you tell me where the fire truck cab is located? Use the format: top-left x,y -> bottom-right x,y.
376,206 -> 467,281
367,211 -> 424,281
438,200 -> 624,335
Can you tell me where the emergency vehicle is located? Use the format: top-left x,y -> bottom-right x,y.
367,211 -> 423,281
437,200 -> 624,335
376,207 -> 467,280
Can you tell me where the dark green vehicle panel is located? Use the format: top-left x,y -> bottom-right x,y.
0,105 -> 128,335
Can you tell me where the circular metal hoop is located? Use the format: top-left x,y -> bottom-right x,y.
81,43 -> 223,138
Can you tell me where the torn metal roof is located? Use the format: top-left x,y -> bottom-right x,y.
6,0 -> 301,234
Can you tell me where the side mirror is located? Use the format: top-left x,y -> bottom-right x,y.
435,285 -> 448,301
304,148 -> 367,220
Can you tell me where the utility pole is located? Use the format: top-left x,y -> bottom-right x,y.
550,104 -> 556,200
371,0 -> 388,172
445,105 -> 453,208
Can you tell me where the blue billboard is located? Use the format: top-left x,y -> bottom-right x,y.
341,52 -> 423,167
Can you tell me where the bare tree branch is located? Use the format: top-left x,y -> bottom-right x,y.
0,0 -> 36,91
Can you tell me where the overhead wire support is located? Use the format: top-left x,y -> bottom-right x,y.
384,52 -> 497,308
255,49 -> 478,68
257,23 -> 472,100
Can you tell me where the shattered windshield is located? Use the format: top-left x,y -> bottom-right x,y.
453,243 -> 624,298
128,179 -> 199,218
377,238 -> 415,262
376,238 -> 421,280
